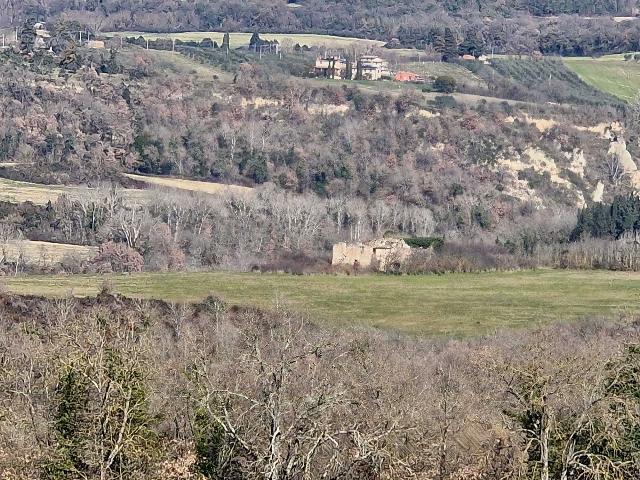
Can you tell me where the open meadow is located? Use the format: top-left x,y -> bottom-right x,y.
3,269 -> 640,336
564,54 -> 640,100
0,175 -> 250,205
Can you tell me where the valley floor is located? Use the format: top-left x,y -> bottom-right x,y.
3,269 -> 639,336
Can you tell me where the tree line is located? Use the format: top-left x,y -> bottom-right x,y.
3,1 -> 640,56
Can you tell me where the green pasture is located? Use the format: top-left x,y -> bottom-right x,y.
3,269 -> 640,336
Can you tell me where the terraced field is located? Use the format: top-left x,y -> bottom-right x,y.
3,269 -> 640,337
402,61 -> 487,89
490,58 -> 615,104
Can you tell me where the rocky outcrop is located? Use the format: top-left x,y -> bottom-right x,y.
608,139 -> 640,189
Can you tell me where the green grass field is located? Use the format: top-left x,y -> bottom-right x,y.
564,54 -> 640,100
3,269 -> 640,336
108,31 -> 385,50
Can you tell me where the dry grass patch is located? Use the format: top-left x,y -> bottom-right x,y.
1,240 -> 97,266
123,173 -> 252,195
0,178 -> 148,205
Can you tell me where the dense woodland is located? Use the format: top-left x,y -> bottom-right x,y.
1,292 -> 639,479
4,1 -> 640,55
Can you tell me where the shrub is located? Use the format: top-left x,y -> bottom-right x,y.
433,75 -> 457,93
91,241 -> 144,273
404,237 -> 444,251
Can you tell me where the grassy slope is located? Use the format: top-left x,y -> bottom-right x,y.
1,240 -> 97,265
123,174 -> 252,195
3,269 -> 640,336
0,175 -> 250,205
109,31 -> 385,50
0,178 -> 148,205
564,54 -> 640,101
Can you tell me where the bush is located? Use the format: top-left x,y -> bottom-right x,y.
402,241 -> 536,274
433,75 -> 457,93
404,237 -> 444,251
91,241 -> 144,273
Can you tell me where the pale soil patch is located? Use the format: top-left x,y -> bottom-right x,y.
240,97 -> 349,115
592,181 -> 605,202
0,240 -> 97,266
412,109 -> 440,118
607,140 -> 640,188
306,104 -> 350,115
123,173 -> 252,195
505,115 -> 622,139
566,149 -> 586,178
496,147 -> 586,206
240,97 -> 281,108
512,115 -> 557,132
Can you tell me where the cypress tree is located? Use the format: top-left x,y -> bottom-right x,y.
442,27 -> 458,62
221,32 -> 230,51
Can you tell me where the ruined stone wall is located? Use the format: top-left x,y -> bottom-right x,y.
332,239 -> 412,270
332,242 -> 374,267
372,240 -> 412,270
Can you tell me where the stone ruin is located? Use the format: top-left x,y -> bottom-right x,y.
331,238 -> 412,271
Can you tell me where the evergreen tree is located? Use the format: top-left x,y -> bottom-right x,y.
221,32 -> 230,52
249,32 -> 261,50
442,27 -> 458,62
19,18 -> 36,53
345,55 -> 353,80
459,27 -> 484,57
431,28 -> 445,53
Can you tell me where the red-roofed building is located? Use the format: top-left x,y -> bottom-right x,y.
394,71 -> 424,83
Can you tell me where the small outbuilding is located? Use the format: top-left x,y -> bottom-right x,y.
394,71 -> 424,83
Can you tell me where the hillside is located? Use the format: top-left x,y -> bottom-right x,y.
0,30 -> 637,275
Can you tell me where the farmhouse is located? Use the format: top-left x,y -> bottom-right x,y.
315,56 -> 351,79
315,55 -> 390,81
359,55 -> 391,80
332,238 -> 411,271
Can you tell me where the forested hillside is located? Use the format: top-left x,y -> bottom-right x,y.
2,0 -> 640,55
